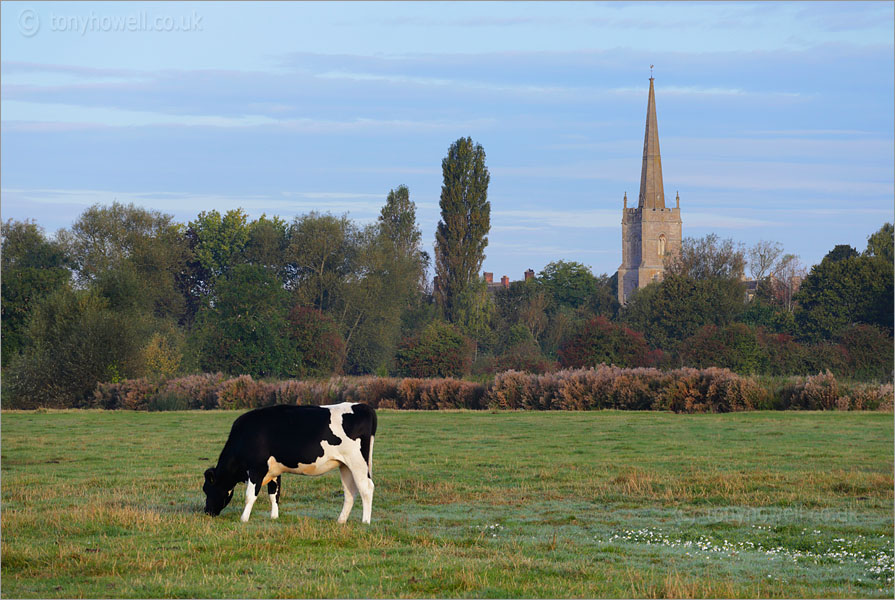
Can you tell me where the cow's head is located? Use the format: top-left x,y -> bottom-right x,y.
203,467 -> 234,516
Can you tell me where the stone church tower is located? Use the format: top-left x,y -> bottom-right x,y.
617,77 -> 682,304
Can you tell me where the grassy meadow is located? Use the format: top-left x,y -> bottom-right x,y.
1,409 -> 892,598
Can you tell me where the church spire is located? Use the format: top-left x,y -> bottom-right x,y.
638,76 -> 665,210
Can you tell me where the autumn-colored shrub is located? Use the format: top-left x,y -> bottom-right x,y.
655,367 -> 766,413
85,368 -> 890,412
783,371 -> 841,410
779,374 -> 893,411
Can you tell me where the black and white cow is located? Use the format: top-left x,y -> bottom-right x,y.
203,402 -> 376,524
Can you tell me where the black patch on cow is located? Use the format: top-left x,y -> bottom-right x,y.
209,405 -> 341,492
342,403 -> 377,475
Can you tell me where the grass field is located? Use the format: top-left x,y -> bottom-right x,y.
1,409 -> 893,598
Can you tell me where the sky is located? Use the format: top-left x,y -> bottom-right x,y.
2,1 -> 893,280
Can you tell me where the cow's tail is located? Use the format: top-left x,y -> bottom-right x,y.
368,435 -> 374,479
366,406 -> 377,479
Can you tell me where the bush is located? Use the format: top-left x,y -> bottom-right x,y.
74,369 -> 895,413
655,367 -> 767,413
489,366 -> 767,413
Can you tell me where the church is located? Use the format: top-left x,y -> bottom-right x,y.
617,76 -> 683,305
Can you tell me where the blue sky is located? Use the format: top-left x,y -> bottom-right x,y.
2,1 -> 893,279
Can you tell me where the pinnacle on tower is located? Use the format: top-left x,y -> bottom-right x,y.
638,77 -> 665,210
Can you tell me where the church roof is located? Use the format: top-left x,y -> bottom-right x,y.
638,77 -> 665,210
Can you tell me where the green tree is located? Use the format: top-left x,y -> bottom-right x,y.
58,202 -> 189,320
394,320 -> 475,378
537,261 -> 598,310
452,277 -> 495,355
244,214 -> 289,277
434,137 -> 491,322
1,220 -> 71,364
822,244 -> 859,263
5,286 -> 149,408
347,185 -> 431,372
794,245 -> 893,342
865,222 -> 894,264
536,261 -> 618,318
192,264 -> 298,378
286,212 -> 358,312
622,273 -> 746,352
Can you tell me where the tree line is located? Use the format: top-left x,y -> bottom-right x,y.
2,136 -> 893,407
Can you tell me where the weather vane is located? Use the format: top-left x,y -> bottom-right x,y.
650,64 -> 654,78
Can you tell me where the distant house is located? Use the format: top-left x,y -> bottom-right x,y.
483,269 -> 535,293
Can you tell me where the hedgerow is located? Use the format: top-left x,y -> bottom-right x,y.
72,367 -> 893,413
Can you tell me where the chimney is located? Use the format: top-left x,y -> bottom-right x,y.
524,269 -> 534,281
483,272 -> 493,284
501,275 -> 509,289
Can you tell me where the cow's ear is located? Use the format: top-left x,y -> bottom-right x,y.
204,468 -> 216,485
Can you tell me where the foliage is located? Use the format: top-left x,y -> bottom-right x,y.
286,212 -> 358,312
558,316 -> 656,369
141,331 -> 183,381
681,323 -> 765,374
4,287 -> 149,408
287,306 -> 346,378
865,222 -> 894,264
186,208 -> 250,282
192,264 -> 299,378
537,260 -> 599,310
834,324 -> 894,382
243,214 -> 289,275
394,320 -> 475,378
1,219 -> 71,364
795,246 -> 893,342
59,202 -> 189,320
452,277 -> 494,346
622,274 -> 746,351
434,137 -> 491,322
477,341 -> 557,375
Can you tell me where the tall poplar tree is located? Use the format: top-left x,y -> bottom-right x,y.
434,137 -> 491,322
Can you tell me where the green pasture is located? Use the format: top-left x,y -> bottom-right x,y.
1,409 -> 892,598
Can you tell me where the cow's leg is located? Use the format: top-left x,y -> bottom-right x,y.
346,457 -> 374,524
241,473 -> 262,523
267,477 -> 281,520
337,465 -> 358,524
